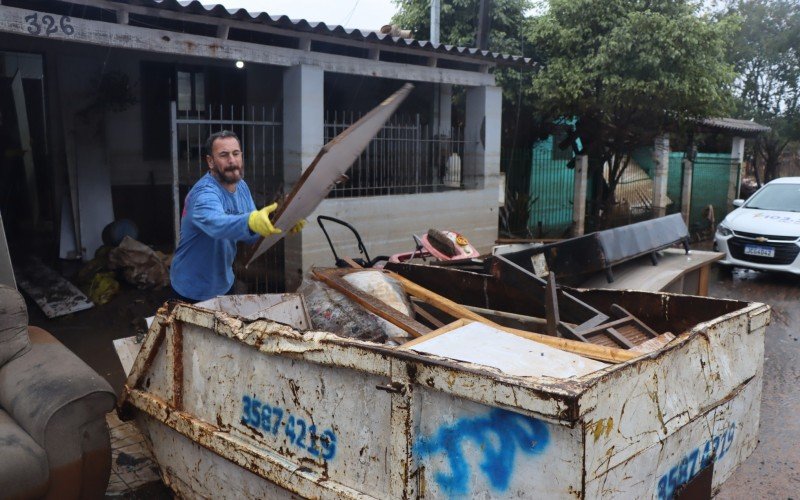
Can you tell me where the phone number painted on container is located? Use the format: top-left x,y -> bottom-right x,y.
240,395 -> 337,461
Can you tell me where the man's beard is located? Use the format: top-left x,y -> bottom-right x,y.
213,163 -> 243,185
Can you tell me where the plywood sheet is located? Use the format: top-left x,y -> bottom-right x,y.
406,321 -> 608,378
113,335 -> 142,377
16,258 -> 93,318
245,84 -> 414,265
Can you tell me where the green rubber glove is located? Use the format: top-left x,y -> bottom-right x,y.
290,219 -> 306,234
248,203 -> 282,236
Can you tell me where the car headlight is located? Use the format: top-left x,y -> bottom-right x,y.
716,222 -> 733,237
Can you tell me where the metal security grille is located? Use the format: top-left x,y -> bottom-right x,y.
170,101 -> 285,292
323,112 -> 466,197
604,156 -> 655,228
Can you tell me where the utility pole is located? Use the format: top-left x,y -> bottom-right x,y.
430,0 -> 440,44
477,0 -> 492,50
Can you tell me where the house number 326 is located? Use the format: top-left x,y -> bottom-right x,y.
24,13 -> 75,36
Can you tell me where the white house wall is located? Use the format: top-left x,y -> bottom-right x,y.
301,186 -> 502,272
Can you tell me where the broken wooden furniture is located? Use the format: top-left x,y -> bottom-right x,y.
384,255 -> 664,351
118,283 -> 768,498
0,285 -> 116,498
501,213 -> 691,285
579,248 -> 722,296
311,267 -> 638,363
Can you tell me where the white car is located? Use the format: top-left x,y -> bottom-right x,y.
714,177 -> 800,273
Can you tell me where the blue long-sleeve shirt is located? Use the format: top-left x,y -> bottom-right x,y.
170,173 -> 259,301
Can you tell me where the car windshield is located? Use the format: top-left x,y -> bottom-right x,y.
744,184 -> 800,212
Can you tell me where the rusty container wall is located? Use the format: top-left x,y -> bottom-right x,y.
124,292 -> 768,499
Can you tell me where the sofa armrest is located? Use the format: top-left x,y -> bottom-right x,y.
0,324 -> 116,447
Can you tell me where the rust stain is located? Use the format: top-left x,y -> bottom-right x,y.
172,321 -> 184,409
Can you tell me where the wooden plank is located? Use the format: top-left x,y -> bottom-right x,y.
410,302 -> 446,329
245,84 -> 414,265
629,332 -> 676,354
385,270 -> 499,325
384,270 -> 637,363
402,318 -> 470,348
697,263 -> 710,296
0,6 -> 495,86
311,268 -> 430,338
402,320 -> 610,378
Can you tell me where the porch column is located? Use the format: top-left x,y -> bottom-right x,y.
573,155 -> 588,236
435,84 -> 453,138
282,64 -> 324,291
652,134 -> 670,218
681,158 -> 694,226
729,136 -> 745,205
464,85 -> 501,189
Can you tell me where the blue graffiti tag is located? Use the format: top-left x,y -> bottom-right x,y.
656,424 -> 736,500
414,408 -> 550,496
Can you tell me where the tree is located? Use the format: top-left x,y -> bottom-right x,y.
392,1 -> 541,236
722,0 -> 800,182
392,0 -> 532,55
391,0 -> 537,135
526,0 -> 737,224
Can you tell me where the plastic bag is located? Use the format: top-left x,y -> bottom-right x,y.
299,271 -> 413,343
108,236 -> 171,289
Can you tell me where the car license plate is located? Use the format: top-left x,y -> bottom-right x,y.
744,244 -> 775,258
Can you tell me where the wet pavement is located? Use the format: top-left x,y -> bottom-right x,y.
711,267 -> 800,498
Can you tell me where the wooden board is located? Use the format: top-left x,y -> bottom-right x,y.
579,249 -> 723,294
15,258 -> 93,318
245,83 -> 414,266
403,319 -> 609,378
113,335 -> 143,377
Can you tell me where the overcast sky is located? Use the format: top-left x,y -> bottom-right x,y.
214,0 -> 400,31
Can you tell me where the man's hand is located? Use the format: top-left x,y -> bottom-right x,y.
248,203 -> 282,236
290,219 -> 306,234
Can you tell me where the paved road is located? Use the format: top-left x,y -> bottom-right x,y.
711,267 -> 800,498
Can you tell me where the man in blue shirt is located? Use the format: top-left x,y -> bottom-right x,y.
170,130 -> 300,302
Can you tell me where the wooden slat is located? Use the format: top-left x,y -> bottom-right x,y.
384,270 -> 637,363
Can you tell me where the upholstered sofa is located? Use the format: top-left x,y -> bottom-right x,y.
0,284 -> 116,498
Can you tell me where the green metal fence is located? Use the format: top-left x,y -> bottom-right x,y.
689,153 -> 736,239
507,138 -> 735,240
527,137 -> 574,237
501,147 -> 534,236
667,153 -> 685,215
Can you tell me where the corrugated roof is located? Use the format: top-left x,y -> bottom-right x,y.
699,117 -> 771,136
115,0 -> 535,68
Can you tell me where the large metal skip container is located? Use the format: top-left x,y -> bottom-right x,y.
120,290 -> 769,499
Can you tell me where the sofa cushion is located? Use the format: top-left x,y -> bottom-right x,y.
0,285 -> 30,367
0,408 -> 49,498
